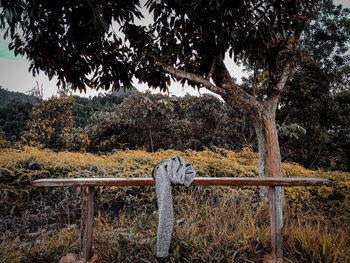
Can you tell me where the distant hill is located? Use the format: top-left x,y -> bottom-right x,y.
0,86 -> 41,108
0,85 -> 139,140
0,87 -> 39,141
109,86 -> 139,97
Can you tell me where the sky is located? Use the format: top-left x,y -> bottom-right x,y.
0,0 -> 348,99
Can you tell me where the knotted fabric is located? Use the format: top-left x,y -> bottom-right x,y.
152,155 -> 195,257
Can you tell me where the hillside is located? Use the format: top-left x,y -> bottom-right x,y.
0,87 -> 40,108
0,146 -> 349,262
0,86 -> 139,141
0,87 -> 40,141
109,86 -> 139,97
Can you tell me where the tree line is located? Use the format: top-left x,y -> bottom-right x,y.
1,87 -> 349,172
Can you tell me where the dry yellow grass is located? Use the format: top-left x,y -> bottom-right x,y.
2,145 -> 348,178
0,146 -> 349,262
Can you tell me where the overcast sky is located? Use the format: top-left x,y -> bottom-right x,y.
0,0 -> 348,99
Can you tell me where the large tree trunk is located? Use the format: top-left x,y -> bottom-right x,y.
209,60 -> 287,201
253,107 -> 283,201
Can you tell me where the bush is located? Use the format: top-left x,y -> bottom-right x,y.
23,95 -> 90,152
23,95 -> 76,150
86,92 -> 247,153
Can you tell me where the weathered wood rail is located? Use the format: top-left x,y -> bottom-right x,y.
32,177 -> 329,262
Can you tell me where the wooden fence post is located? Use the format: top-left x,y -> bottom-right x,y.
269,186 -> 283,262
81,186 -> 95,261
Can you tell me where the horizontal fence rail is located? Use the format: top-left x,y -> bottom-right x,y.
32,177 -> 328,187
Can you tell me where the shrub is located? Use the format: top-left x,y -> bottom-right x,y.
86,92 -> 247,153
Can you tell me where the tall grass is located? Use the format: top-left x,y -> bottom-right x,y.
0,146 -> 349,262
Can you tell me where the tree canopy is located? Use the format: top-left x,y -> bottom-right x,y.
1,0 -> 318,93
277,0 -> 350,171
0,0 -> 142,90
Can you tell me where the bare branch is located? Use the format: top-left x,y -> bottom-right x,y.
150,54 -> 226,96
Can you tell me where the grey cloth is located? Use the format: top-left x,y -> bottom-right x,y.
152,155 -> 195,258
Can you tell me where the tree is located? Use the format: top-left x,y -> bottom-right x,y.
87,92 -> 174,152
277,0 -> 350,171
85,92 -> 245,153
23,95 -> 90,151
1,1 -> 320,196
26,81 -> 44,100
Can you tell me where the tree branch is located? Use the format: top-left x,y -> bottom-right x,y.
151,53 -> 262,122
281,107 -> 292,126
275,61 -> 291,92
206,55 -> 217,80
266,61 -> 291,112
212,60 -> 262,118
151,54 -> 226,96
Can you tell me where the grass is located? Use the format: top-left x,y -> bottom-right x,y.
0,146 -> 349,262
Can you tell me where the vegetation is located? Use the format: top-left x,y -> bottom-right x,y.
0,87 -> 39,142
86,92 -> 244,153
0,0 -> 327,198
0,87 -> 137,145
0,86 -> 39,108
22,95 -> 77,150
78,91 -> 350,172
1,87 -> 349,171
0,146 -> 349,262
72,87 -> 139,128
277,0 -> 350,172
0,1 -> 349,261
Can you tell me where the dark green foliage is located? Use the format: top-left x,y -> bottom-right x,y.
0,86 -> 40,108
72,96 -> 99,129
277,0 -> 350,171
86,92 -> 247,153
301,0 -> 350,74
0,100 -> 33,141
278,90 -> 350,171
0,87 -> 137,144
0,87 -> 40,141
0,0 -> 143,91
86,92 -> 180,152
72,87 -> 138,128
0,1 -> 318,92
169,95 -> 249,150
125,0 -> 317,91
